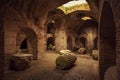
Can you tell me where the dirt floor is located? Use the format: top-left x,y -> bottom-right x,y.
4,51 -> 99,80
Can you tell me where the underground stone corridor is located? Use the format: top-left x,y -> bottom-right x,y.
0,0 -> 120,80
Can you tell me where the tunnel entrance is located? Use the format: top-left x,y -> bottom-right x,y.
47,37 -> 55,51
46,21 -> 56,51
47,21 -> 55,34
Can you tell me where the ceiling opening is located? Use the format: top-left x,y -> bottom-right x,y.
58,0 -> 90,14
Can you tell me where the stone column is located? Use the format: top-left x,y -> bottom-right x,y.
38,31 -> 46,54
55,28 -> 67,52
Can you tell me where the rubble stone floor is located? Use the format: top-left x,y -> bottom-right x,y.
4,51 -> 98,80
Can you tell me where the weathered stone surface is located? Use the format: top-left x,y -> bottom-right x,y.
78,48 -> 86,54
59,50 -> 72,55
0,0 -> 120,80
13,53 -> 33,61
56,54 -> 77,69
9,53 -> 32,70
91,50 -> 99,60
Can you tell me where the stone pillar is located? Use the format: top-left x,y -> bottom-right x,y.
55,28 -> 67,52
38,33 -> 46,54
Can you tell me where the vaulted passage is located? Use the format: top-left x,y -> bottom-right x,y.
79,37 -> 87,48
0,0 -> 120,80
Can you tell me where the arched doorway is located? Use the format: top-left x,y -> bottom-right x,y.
20,38 -> 27,49
74,37 -> 87,50
74,37 -> 80,51
47,21 -> 55,34
67,36 -> 73,51
47,37 -> 55,50
79,37 -> 87,48
19,38 -> 28,53
17,27 -> 38,60
99,2 -> 116,80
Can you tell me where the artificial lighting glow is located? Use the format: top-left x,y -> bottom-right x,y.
51,20 -> 55,23
63,0 -> 87,7
81,17 -> 91,20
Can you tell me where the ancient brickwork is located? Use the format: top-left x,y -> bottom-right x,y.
0,0 -> 120,80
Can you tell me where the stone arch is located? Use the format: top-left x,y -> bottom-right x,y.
99,1 -> 116,80
73,37 -> 80,51
46,9 -> 65,29
47,9 -> 65,18
67,36 -> 73,51
75,37 -> 80,47
16,30 -> 27,51
46,21 -> 55,34
45,9 -> 67,52
66,10 -> 96,21
79,37 -> 87,48
18,27 -> 38,60
47,37 -> 55,50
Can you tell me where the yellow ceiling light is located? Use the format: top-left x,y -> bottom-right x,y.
58,0 -> 90,14
81,17 -> 91,20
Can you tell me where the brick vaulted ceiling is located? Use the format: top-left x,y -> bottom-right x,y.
0,0 -> 99,22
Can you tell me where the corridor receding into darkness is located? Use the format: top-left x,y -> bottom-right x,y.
0,0 -> 120,80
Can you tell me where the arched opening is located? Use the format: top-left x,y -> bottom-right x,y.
20,38 -> 27,49
58,0 -> 90,14
99,2 -> 116,80
67,36 -> 73,51
46,20 -> 56,51
20,27 -> 38,60
79,37 -> 87,48
74,37 -> 80,51
75,37 -> 80,46
47,37 -> 55,50
19,38 -> 28,53
47,21 -> 55,34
